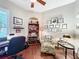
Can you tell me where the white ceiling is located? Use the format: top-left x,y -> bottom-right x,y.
8,0 -> 76,13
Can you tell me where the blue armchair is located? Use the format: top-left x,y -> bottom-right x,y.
0,36 -> 26,59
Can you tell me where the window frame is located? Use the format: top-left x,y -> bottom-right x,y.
0,8 -> 9,38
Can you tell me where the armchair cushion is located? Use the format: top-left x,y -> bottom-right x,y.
41,43 -> 55,54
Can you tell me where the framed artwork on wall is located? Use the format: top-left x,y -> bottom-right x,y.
58,17 -> 64,23
55,24 -> 60,28
51,17 -> 58,23
49,17 -> 58,24
13,17 -> 23,25
49,24 -> 54,29
48,15 -> 64,24
62,24 -> 67,29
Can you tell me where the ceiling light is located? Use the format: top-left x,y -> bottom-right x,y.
31,0 -> 36,2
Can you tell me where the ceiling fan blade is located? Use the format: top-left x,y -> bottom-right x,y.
37,0 -> 46,5
31,2 -> 34,8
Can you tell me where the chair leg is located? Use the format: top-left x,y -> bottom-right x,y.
65,48 -> 67,59
73,50 -> 75,59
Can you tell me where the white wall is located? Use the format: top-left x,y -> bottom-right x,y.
0,0 -> 42,40
41,3 -> 76,38
0,0 -> 79,39
74,0 -> 79,38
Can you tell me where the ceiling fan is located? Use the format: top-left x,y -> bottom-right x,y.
31,0 -> 46,8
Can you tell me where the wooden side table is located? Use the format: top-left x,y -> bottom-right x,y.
57,40 -> 75,59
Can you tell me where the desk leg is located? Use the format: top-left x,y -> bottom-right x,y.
73,49 -> 75,59
65,48 -> 67,59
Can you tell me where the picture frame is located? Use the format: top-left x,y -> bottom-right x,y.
49,15 -> 64,24
57,15 -> 64,23
50,17 -> 57,24
49,24 -> 54,29
13,17 -> 23,25
58,17 -> 64,23
55,24 -> 60,28
62,24 -> 67,29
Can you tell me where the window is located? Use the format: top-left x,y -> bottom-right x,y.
0,8 -> 9,38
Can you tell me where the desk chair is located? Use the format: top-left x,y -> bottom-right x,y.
1,36 -> 26,59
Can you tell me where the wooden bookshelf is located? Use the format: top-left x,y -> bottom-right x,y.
28,18 -> 39,44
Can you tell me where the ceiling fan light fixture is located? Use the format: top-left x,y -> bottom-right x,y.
30,0 -> 46,8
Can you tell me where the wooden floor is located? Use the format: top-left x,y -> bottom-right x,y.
0,44 -> 78,59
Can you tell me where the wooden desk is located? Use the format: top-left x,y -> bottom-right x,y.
0,41 -> 9,48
